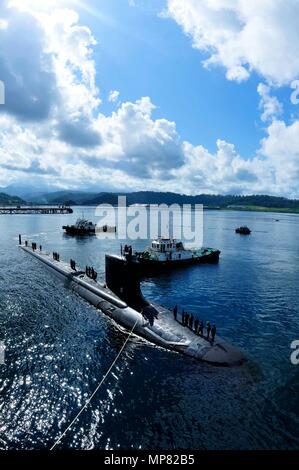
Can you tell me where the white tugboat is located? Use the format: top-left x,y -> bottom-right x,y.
123,237 -> 220,269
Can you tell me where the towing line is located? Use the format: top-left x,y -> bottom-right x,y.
50,318 -> 138,451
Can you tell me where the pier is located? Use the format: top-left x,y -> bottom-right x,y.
0,205 -> 73,215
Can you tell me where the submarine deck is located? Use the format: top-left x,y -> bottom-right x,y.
145,304 -> 245,365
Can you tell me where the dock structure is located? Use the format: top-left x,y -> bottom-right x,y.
0,205 -> 73,215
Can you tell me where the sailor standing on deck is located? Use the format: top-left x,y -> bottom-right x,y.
194,318 -> 199,334
185,312 -> 189,327
199,320 -> 204,336
189,314 -> 194,330
181,309 -> 185,325
211,325 -> 216,342
206,321 -> 211,340
173,305 -> 178,321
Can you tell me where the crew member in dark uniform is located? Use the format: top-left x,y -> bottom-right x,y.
194,318 -> 199,334
211,324 -> 216,342
181,309 -> 185,325
173,305 -> 178,321
206,321 -> 211,340
189,314 -> 194,330
185,312 -> 189,327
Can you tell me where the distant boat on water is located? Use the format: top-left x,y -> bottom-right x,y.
235,226 -> 251,235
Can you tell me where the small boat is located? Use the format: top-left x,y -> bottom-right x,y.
63,218 -> 96,235
122,237 -> 221,270
63,218 -> 117,236
235,226 -> 251,235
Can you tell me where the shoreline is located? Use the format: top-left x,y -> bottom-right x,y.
220,206 -> 299,215
68,204 -> 299,215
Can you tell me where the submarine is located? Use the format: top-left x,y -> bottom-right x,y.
18,237 -> 246,366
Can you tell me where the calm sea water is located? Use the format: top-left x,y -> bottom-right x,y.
0,207 -> 299,450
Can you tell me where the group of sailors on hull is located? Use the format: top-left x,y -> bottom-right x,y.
68,257 -> 99,281
173,305 -> 217,342
25,239 -> 99,283
85,265 -> 98,281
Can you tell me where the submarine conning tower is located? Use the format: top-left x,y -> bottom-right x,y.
105,254 -> 150,313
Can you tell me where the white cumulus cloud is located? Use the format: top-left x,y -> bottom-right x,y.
257,83 -> 283,122
260,119 -> 299,197
108,90 -> 120,103
166,0 -> 299,85
0,0 -> 299,198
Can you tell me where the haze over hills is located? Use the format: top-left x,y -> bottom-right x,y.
0,193 -> 25,205
1,184 -> 77,203
0,185 -> 95,204
32,191 -> 97,205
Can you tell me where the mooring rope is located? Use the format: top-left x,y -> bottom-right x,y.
50,319 -> 139,450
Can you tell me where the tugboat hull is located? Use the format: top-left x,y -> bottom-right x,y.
136,251 -> 220,269
128,249 -> 221,273
235,227 -> 251,235
62,225 -> 116,235
63,226 -> 95,235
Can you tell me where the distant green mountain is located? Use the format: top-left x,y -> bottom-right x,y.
82,191 -> 299,210
40,191 -> 95,205
0,192 -> 25,205
11,188 -> 299,212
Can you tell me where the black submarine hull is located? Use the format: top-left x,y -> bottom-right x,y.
19,244 -> 246,366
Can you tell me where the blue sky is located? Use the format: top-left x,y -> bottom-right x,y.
1,0 -> 299,196
81,0 -> 266,156
77,0 -> 297,157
